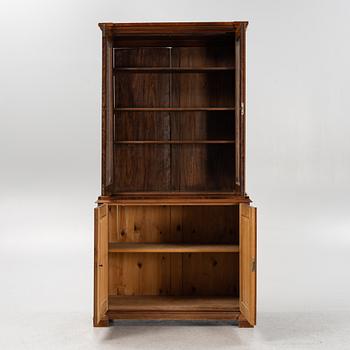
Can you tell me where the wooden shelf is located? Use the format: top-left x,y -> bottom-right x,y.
114,140 -> 235,144
109,243 -> 239,253
108,296 -> 239,312
114,107 -> 235,112
114,67 -> 235,73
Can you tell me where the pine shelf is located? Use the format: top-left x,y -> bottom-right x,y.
108,243 -> 239,253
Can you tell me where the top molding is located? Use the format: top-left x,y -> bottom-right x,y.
98,22 -> 248,35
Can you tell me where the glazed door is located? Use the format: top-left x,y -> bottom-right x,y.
239,203 -> 257,325
103,36 -> 114,194
234,24 -> 246,194
94,204 -> 109,326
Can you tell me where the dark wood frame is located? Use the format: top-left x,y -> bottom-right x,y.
95,22 -> 256,328
100,21 -> 248,199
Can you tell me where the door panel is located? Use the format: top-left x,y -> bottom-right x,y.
235,35 -> 241,189
105,38 -> 114,189
239,204 -> 257,325
235,24 -> 247,194
94,205 -> 109,326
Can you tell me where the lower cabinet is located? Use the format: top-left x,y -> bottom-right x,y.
94,202 -> 256,327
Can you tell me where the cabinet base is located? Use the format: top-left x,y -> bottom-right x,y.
93,312 -> 255,327
107,310 -> 240,321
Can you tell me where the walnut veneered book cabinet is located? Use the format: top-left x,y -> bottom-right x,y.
94,22 -> 257,328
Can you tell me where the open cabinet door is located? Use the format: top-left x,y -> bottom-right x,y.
234,23 -> 247,194
239,204 -> 257,326
93,204 -> 109,326
235,29 -> 241,190
102,35 -> 114,195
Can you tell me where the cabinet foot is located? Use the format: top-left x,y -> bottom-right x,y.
238,319 -> 254,328
94,318 -> 110,327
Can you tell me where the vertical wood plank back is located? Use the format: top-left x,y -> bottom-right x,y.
113,47 -> 171,193
109,253 -> 172,295
108,205 -> 240,297
111,206 -> 171,242
182,253 -> 238,296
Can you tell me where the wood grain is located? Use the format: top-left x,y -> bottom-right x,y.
114,67 -> 234,72
110,205 -> 171,242
114,107 -> 234,111
180,205 -> 239,244
93,205 -> 109,326
115,112 -> 170,141
109,205 -> 239,243
97,196 -> 251,205
108,243 -> 239,253
114,144 -> 171,192
95,21 -> 254,326
99,21 -> 248,34
101,22 -> 246,197
108,253 -> 172,296
108,310 -> 240,321
108,205 -> 240,298
114,140 -> 235,144
109,251 -> 239,298
170,111 -> 234,141
239,204 -> 257,326
182,253 -> 239,296
171,144 -> 235,191
108,296 -> 239,311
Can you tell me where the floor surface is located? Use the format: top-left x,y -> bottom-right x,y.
1,311 -> 350,349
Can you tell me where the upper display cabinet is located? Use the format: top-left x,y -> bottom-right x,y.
99,22 -> 248,198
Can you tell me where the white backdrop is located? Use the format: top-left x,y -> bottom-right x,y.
1,0 -> 350,338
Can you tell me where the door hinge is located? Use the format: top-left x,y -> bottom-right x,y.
251,258 -> 256,272
241,102 -> 245,116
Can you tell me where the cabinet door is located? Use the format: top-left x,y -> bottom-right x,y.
94,204 -> 109,326
239,204 -> 257,325
102,36 -> 114,194
235,24 -> 247,193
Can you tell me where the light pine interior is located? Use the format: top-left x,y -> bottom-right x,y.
108,205 -> 239,298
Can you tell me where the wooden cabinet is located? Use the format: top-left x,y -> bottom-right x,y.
94,22 -> 257,327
